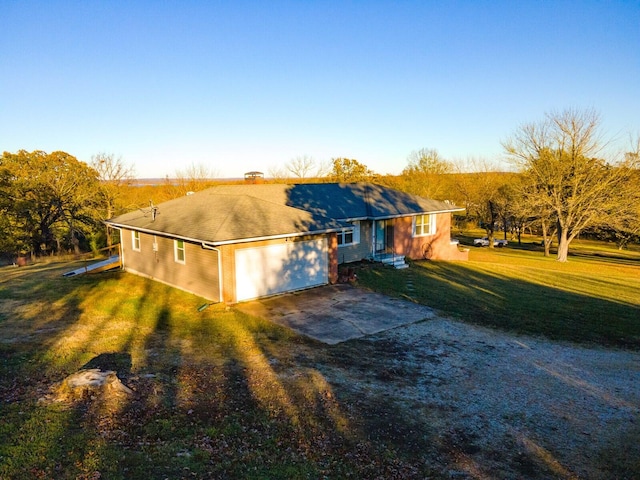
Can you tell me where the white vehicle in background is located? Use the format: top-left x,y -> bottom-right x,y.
473,237 -> 508,247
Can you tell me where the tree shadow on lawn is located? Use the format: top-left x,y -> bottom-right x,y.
4,261 -> 636,479
0,263 -> 448,479
358,260 -> 640,349
0,264 -> 125,478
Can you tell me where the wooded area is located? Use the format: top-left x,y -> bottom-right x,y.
1,110 -> 638,263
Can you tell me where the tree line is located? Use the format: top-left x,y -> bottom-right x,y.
1,109 -> 638,263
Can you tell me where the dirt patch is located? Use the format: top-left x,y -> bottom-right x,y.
316,318 -> 640,479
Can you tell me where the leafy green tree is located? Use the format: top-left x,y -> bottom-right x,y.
452,158 -> 510,248
404,148 -> 453,175
601,160 -> 640,249
0,165 -> 19,255
503,108 -> 634,261
0,150 -> 101,256
330,158 -> 376,183
494,182 -> 518,241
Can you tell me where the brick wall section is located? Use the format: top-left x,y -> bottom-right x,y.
328,232 -> 339,284
392,214 -> 468,261
120,229 -> 221,301
219,244 -> 237,304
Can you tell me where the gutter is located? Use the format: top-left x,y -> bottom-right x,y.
104,221 -> 206,244
105,221 -> 346,247
306,208 -> 464,224
208,228 -> 342,246
348,208 -> 466,222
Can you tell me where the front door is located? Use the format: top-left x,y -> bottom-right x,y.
374,220 -> 393,254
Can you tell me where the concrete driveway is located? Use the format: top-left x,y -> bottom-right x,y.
235,284 -> 436,344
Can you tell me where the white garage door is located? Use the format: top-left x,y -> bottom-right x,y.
235,238 -> 328,301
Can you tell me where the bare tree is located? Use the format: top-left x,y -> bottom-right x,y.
173,162 -> 218,196
314,159 -> 332,178
91,153 -> 136,246
503,108 -> 632,262
279,155 -> 332,180
267,164 -> 288,181
286,155 -> 315,178
511,169 -> 558,255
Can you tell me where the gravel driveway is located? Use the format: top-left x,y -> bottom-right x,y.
318,317 -> 640,479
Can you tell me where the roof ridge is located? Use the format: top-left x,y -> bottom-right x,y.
212,184 -> 299,209
208,195 -> 244,239
226,185 -> 341,219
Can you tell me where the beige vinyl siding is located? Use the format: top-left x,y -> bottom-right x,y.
336,221 -> 372,264
121,229 -> 220,301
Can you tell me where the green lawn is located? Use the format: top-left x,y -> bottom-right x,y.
0,244 -> 639,479
0,263 -> 375,479
357,242 -> 640,348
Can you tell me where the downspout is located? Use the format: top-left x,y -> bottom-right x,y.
201,243 -> 223,303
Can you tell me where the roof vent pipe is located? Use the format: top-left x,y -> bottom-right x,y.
149,201 -> 158,221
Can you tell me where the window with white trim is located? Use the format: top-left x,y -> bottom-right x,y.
413,214 -> 435,237
174,239 -> 186,264
132,231 -> 141,251
337,221 -> 360,247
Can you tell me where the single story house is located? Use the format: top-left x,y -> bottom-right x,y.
105,183 -> 467,303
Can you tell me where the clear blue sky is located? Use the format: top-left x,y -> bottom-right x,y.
2,1 -> 639,178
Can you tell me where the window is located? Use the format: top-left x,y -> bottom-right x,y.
337,222 -> 360,246
337,228 -> 353,246
132,231 -> 141,251
174,240 -> 186,264
413,214 -> 435,237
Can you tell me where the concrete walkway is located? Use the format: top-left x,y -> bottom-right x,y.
235,284 -> 436,344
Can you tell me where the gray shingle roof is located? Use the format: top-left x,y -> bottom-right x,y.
206,183 -> 461,219
106,182 -> 462,244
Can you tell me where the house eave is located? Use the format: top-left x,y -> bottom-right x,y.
336,207 -> 464,223
105,220 -> 342,246
208,228 -> 341,246
105,222 -> 212,245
